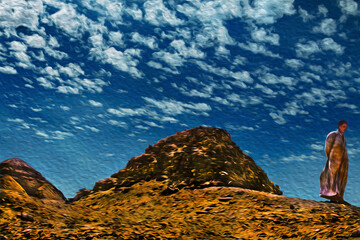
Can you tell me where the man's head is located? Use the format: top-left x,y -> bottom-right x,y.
338,120 -> 348,134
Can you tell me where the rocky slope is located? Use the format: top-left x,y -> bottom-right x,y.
75,126 -> 281,200
0,158 -> 66,201
1,179 -> 360,239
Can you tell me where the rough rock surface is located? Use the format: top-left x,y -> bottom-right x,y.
78,126 -> 281,201
0,158 -> 66,201
1,179 -> 360,239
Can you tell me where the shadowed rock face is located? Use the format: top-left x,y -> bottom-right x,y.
79,126 -> 281,200
0,158 -> 66,201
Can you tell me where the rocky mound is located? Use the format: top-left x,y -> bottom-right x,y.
75,126 -> 281,200
0,158 -> 66,201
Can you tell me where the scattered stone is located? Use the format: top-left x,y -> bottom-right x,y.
290,204 -> 295,209
160,186 -> 179,196
17,212 -> 34,222
351,229 -> 360,237
196,211 -> 209,214
159,222 -> 168,228
22,229 -> 31,233
156,175 -> 168,181
218,197 -> 233,202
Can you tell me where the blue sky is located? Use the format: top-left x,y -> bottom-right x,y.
1,0 -> 360,205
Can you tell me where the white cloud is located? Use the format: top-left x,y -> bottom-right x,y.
0,0 -> 43,32
37,77 -> 55,89
339,0 -> 358,15
135,125 -> 150,130
238,42 -> 280,58
28,117 -> 47,123
254,83 -> 277,96
35,130 -> 74,140
89,100 -> 103,107
144,0 -> 183,26
285,59 -> 305,69
216,46 -> 230,56
58,63 -> 85,78
125,4 -> 143,20
269,112 -> 287,125
194,60 -> 253,85
36,130 -> 50,138
143,121 -> 164,128
244,0 -> 296,24
108,31 -> 124,46
131,32 -> 158,50
153,51 -> 184,68
142,97 -> 212,116
50,4 -> 87,38
108,107 -> 147,117
42,66 -> 60,77
0,66 -> 17,74
313,18 -> 337,36
89,34 -> 104,48
108,119 -> 127,128
60,105 -> 71,111
259,73 -> 295,86
24,34 -> 46,48
318,5 -> 328,17
295,41 -> 321,58
8,118 -> 32,129
48,36 -> 60,48
336,103 -> 358,110
84,125 -> 100,133
295,87 -> 347,107
74,78 -> 108,93
170,40 -> 205,58
31,107 -> 42,112
227,93 -> 264,107
52,131 -> 74,140
57,85 -> 80,94
251,27 -> 280,46
103,153 -> 115,157
147,61 -> 163,69
320,38 -> 344,55
299,71 -> 321,83
102,47 -> 143,78
280,154 -> 320,162
298,6 -> 315,22
13,51 -> 31,63
44,47 -> 68,60
10,41 -> 27,52
310,143 -> 323,151
171,83 -> 213,99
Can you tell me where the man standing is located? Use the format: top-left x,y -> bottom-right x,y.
320,120 -> 349,204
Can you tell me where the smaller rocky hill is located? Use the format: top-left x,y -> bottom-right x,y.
0,158 -> 66,201
75,126 -> 281,200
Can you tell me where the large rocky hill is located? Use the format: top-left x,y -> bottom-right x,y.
74,126 -> 281,200
0,158 -> 66,202
1,126 -> 360,239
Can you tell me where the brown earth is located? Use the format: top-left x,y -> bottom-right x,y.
1,179 -> 360,239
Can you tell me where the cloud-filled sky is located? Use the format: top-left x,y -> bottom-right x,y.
1,0 -> 360,204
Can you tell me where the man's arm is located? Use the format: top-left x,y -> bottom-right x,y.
325,132 -> 336,159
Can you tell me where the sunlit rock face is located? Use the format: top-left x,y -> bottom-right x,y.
0,158 -> 66,201
80,126 -> 281,199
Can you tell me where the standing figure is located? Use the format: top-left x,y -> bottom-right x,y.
320,120 -> 349,204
